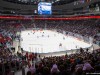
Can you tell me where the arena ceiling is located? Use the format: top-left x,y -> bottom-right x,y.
0,0 -> 100,15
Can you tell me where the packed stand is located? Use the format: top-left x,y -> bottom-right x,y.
0,19 -> 100,75
25,48 -> 100,75
0,47 -> 21,75
0,19 -> 100,47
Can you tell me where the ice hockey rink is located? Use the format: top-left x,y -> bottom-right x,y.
20,30 -> 92,53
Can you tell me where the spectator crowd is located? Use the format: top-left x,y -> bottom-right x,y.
0,19 -> 100,75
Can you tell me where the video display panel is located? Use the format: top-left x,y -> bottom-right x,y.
38,2 -> 52,15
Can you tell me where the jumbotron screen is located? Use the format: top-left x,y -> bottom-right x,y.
38,2 -> 52,15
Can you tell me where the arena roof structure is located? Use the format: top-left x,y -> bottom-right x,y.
0,0 -> 100,15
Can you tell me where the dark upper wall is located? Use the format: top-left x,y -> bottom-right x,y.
0,0 -> 100,10
0,0 -> 37,10
53,0 -> 100,10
